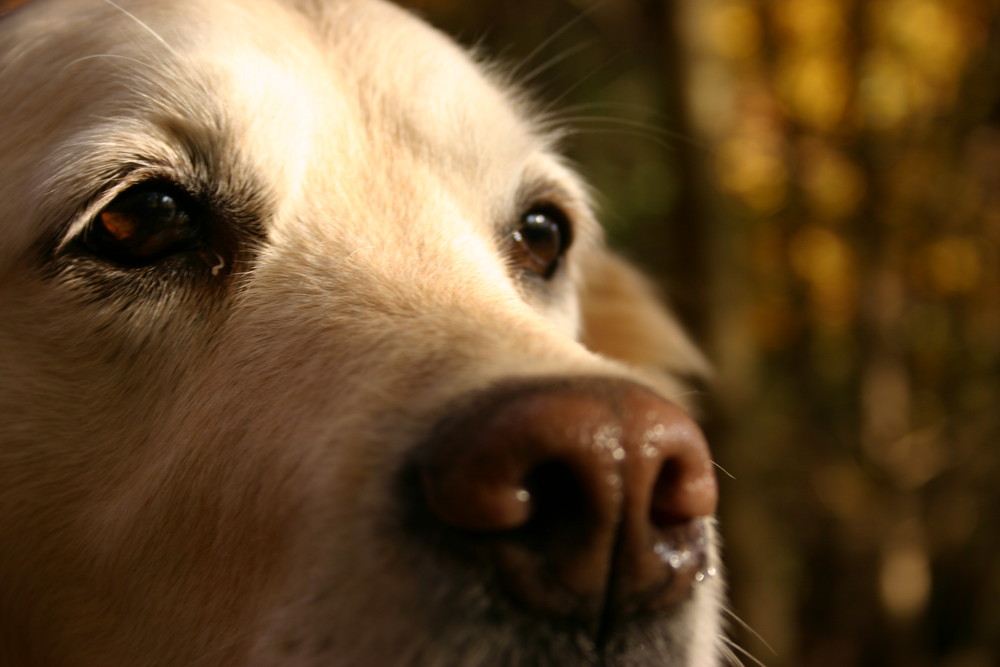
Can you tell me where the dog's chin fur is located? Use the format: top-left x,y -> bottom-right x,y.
0,0 -> 723,665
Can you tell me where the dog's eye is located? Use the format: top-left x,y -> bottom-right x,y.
81,186 -> 202,266
511,205 -> 572,279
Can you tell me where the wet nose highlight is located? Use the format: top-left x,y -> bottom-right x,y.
416,377 -> 718,621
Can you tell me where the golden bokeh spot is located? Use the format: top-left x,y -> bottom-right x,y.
859,50 -> 914,130
789,226 -> 858,329
776,53 -> 851,130
772,0 -> 847,48
704,2 -> 761,61
789,226 -> 851,285
886,0 -> 968,83
920,236 -> 983,295
879,523 -> 931,621
715,135 -> 789,213
800,143 -> 866,221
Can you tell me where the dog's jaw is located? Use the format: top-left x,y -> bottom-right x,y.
0,0 -> 723,665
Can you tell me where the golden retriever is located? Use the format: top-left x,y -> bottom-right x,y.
0,0 -> 724,664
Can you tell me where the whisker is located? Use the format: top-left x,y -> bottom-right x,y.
721,635 -> 769,667
554,116 -> 713,153
511,0 -> 608,82
713,460 -> 737,480
538,52 -> 626,114
554,100 -> 672,115
518,39 -> 597,86
718,641 -> 747,667
723,607 -> 777,655
101,0 -> 180,58
551,126 -> 678,152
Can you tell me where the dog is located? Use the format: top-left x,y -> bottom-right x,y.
0,0 -> 724,664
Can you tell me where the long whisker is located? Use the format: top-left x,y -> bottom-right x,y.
511,0 -> 608,82
518,39 -> 597,86
552,115 -> 713,153
537,52 -> 626,115
721,635 -> 769,667
718,641 -> 747,667
713,460 -> 737,479
101,0 -> 180,59
723,607 -> 777,656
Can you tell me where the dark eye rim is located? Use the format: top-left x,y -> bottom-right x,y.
76,180 -> 207,269
511,202 -> 574,280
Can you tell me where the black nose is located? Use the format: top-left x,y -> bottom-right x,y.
415,377 -> 718,626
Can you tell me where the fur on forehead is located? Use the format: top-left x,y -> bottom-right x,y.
0,0 -> 585,257
0,0 -> 706,394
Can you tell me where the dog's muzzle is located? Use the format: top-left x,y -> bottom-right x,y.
413,376 -> 718,639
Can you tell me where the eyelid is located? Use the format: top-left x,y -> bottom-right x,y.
76,183 -> 204,267
56,169 -> 179,254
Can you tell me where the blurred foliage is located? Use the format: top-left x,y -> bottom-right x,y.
405,1 -> 1000,665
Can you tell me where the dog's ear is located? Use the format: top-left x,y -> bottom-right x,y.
577,249 -> 711,386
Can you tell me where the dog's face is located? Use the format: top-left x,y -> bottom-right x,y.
0,0 -> 722,665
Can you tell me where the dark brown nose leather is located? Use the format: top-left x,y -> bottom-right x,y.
416,377 -> 718,627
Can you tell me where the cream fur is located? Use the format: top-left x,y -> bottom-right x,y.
0,0 -> 723,665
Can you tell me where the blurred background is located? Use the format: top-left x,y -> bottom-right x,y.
399,1 -> 999,665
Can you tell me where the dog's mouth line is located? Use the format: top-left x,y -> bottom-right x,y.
593,517 -> 626,652
593,517 -> 714,654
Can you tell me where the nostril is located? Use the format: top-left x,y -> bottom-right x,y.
412,377 -> 718,623
650,458 -> 684,528
649,449 -> 718,529
523,460 -> 587,530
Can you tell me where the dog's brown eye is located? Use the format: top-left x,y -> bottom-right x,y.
82,186 -> 201,266
511,205 -> 572,279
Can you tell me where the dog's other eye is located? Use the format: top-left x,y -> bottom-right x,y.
81,186 -> 202,266
511,205 -> 573,279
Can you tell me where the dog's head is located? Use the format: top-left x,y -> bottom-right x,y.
0,0 -> 722,665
